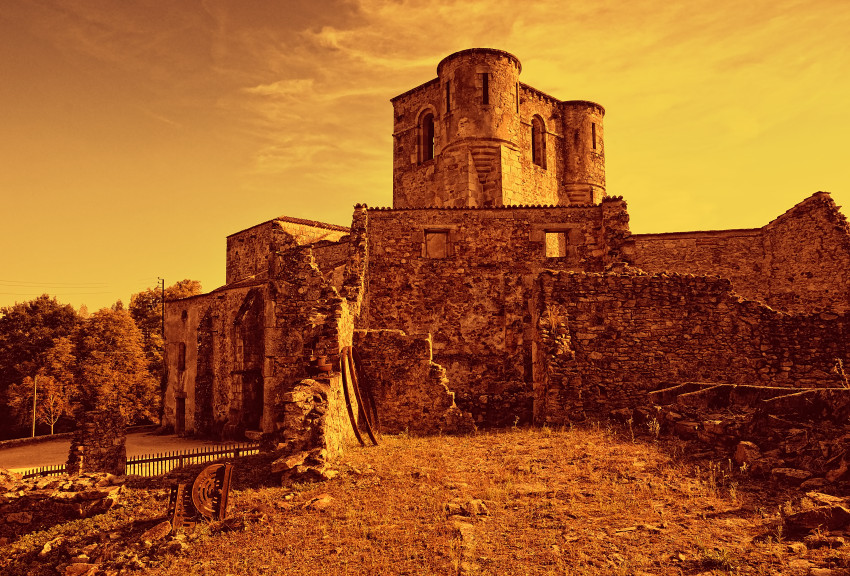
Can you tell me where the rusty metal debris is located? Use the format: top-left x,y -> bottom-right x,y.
340,346 -> 379,446
166,462 -> 234,530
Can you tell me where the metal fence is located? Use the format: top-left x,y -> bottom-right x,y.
125,443 -> 259,476
20,463 -> 67,479
18,442 -> 260,479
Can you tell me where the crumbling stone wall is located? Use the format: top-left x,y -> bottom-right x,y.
536,270 -> 850,423
226,217 -> 349,285
163,284 -> 262,437
364,200 -> 631,426
353,329 -> 474,434
632,192 -> 850,313
164,207 -> 369,447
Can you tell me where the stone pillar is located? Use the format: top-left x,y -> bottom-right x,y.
66,406 -> 127,476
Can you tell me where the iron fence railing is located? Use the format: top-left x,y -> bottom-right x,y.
18,442 -> 260,479
20,463 -> 67,479
125,443 -> 259,476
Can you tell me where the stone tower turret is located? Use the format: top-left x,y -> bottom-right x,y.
391,49 -> 606,208
560,101 -> 606,205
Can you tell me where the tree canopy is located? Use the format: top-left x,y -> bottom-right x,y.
0,296 -> 80,437
75,308 -> 160,424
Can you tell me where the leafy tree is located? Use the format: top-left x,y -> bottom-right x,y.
74,308 -> 160,424
0,296 -> 80,438
8,374 -> 71,435
6,337 -> 77,436
129,280 -> 201,387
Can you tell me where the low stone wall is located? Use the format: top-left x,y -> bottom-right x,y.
353,329 -> 474,435
537,270 -> 850,423
0,432 -> 73,450
0,471 -> 123,543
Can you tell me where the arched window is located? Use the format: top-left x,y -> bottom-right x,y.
420,112 -> 435,162
531,116 -> 546,168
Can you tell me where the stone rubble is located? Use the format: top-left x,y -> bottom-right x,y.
0,470 -> 123,542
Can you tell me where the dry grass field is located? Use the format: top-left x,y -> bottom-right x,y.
4,424 -> 849,575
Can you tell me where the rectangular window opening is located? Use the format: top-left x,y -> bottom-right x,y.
425,230 -> 449,258
544,232 -> 568,258
445,81 -> 451,114
592,122 -> 597,150
482,73 -> 489,105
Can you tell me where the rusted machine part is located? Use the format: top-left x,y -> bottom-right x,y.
346,347 -> 379,445
340,350 -> 366,447
166,462 -> 234,530
166,483 -> 196,531
191,462 -> 234,521
351,347 -> 380,433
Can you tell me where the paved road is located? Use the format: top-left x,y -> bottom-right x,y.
0,432 -> 228,472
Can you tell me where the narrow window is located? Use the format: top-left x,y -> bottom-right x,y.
481,73 -> 489,105
516,83 -> 520,113
544,232 -> 567,258
425,230 -> 449,258
592,122 -> 597,150
420,112 -> 435,162
445,81 -> 451,113
181,309 -> 188,321
531,116 -> 546,168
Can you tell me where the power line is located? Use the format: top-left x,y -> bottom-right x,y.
0,291 -> 112,296
0,280 -> 109,287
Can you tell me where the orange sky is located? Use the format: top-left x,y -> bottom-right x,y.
1,0 -> 848,311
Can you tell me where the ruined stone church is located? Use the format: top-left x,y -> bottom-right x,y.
163,49 -> 850,443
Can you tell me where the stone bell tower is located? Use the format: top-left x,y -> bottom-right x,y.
390,48 -> 606,208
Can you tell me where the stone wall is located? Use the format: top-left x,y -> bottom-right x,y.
226,217 -> 349,285
364,200 -> 631,426
761,192 -> 850,313
632,192 -> 850,314
536,270 -> 850,424
353,329 -> 474,435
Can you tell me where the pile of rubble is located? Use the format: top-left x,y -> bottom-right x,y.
0,468 -> 123,543
618,383 -> 850,489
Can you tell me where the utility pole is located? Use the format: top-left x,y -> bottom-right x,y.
31,374 -> 38,437
159,277 -> 165,338
158,277 -> 166,395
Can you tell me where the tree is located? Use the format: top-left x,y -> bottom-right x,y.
8,374 -> 70,435
74,308 -> 160,424
0,296 -> 80,438
130,280 -> 201,387
6,336 -> 77,435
